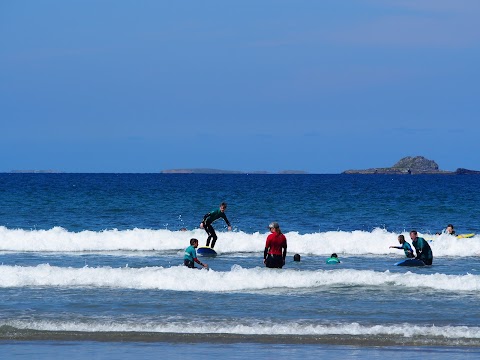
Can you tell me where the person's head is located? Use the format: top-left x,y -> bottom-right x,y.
268,221 -> 280,233
409,230 -> 418,240
190,238 -> 199,248
293,253 -> 301,262
446,224 -> 454,234
220,202 -> 227,212
398,234 -> 405,244
331,253 -> 338,258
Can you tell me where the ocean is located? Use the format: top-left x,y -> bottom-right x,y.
1,173 -> 480,359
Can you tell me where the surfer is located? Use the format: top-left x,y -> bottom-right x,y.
184,238 -> 208,269
436,224 -> 455,236
445,224 -> 456,236
389,235 -> 414,258
200,202 -> 232,249
410,230 -> 433,265
264,222 -> 287,269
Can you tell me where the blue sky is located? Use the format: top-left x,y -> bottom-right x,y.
1,0 -> 479,173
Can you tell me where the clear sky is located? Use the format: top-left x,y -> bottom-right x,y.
1,0 -> 479,173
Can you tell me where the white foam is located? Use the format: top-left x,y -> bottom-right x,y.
1,264 -> 480,292
0,226 -> 477,256
3,318 -> 480,339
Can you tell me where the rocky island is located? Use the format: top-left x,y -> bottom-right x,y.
343,156 -> 480,175
161,158 -> 480,175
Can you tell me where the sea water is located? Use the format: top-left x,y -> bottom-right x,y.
1,173 -> 480,359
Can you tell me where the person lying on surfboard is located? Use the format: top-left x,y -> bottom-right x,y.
389,235 -> 414,258
183,238 -> 208,269
436,224 -> 456,236
200,202 -> 232,249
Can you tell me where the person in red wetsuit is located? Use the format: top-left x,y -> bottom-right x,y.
264,222 -> 287,268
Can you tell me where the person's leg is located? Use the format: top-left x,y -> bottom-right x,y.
204,224 -> 213,246
274,255 -> 283,268
210,227 -> 218,248
265,255 -> 274,268
184,260 -> 194,268
266,255 -> 283,268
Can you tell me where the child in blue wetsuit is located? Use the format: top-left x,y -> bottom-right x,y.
184,238 -> 208,269
389,235 -> 414,258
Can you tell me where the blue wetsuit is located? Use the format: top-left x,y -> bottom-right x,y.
326,257 -> 340,264
184,245 -> 198,268
393,242 -> 414,258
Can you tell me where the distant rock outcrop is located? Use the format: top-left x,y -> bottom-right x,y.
393,156 -> 439,172
343,156 -> 452,175
455,168 -> 480,175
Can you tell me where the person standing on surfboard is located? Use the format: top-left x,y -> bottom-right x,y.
264,222 -> 287,269
389,235 -> 414,258
200,202 -> 232,248
184,238 -> 208,269
410,230 -> 433,265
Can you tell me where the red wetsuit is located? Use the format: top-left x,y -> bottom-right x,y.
265,233 -> 287,255
264,232 -> 287,268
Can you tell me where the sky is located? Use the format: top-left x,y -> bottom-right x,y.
1,0 -> 479,173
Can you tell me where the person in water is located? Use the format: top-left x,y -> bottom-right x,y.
445,224 -> 456,236
264,222 -> 287,269
436,224 -> 455,236
410,230 -> 433,265
200,202 -> 232,248
184,238 -> 208,269
389,234 -> 414,258
326,253 -> 341,264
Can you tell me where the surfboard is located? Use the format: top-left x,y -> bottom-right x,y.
457,233 -> 475,239
428,233 -> 475,241
197,246 -> 217,257
395,259 -> 425,267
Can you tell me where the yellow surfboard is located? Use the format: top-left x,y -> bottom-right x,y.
456,233 -> 475,239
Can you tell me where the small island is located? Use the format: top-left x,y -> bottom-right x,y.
342,156 -> 480,175
9,170 -> 64,173
160,168 -> 308,174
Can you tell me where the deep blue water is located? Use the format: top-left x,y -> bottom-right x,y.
1,173 -> 479,234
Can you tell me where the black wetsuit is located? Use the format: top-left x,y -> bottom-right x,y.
202,208 -> 230,248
